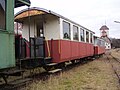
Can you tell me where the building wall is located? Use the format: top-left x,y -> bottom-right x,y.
100,30 -> 109,37
105,42 -> 111,49
102,37 -> 111,50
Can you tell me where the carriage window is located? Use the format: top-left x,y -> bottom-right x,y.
94,38 -> 98,45
101,40 -> 105,46
0,0 -> 6,30
80,28 -> 84,42
73,25 -> 78,41
90,33 -> 93,43
86,31 -> 89,43
97,39 -> 101,46
63,21 -> 70,39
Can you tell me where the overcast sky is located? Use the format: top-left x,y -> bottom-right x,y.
15,0 -> 120,38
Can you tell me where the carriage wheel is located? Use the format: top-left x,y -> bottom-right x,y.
57,62 -> 66,69
71,60 -> 76,64
43,66 -> 55,71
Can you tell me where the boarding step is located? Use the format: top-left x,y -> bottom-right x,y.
48,69 -> 62,74
46,63 -> 58,66
0,70 -> 24,76
2,78 -> 32,90
8,78 -> 32,86
66,62 -> 72,65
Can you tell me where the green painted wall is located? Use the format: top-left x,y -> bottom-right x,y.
0,0 -> 15,69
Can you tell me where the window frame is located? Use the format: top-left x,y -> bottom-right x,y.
90,33 -> 93,44
73,25 -> 79,41
86,31 -> 89,43
63,21 -> 71,40
80,28 -> 85,42
0,0 -> 6,30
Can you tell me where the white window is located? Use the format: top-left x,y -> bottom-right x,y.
73,25 -> 78,41
0,0 -> 6,30
101,40 -> 105,46
80,28 -> 84,42
63,21 -> 70,39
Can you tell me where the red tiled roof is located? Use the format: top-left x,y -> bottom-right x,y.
100,25 -> 109,30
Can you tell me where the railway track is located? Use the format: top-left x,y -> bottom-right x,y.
0,58 -> 94,90
106,53 -> 120,85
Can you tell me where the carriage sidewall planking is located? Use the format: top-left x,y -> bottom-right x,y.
0,0 -> 15,69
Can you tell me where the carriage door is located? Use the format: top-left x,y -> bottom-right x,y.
30,22 -> 45,58
36,23 -> 44,57
37,23 -> 44,38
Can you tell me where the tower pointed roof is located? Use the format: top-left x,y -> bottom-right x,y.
100,25 -> 109,30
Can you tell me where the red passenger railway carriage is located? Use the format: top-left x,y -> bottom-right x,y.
0,3 -> 106,84
14,7 -> 105,70
94,36 -> 106,56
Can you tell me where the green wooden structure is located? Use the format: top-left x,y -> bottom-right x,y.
0,0 -> 30,69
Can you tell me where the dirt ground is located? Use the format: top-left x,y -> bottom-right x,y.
22,49 -> 120,90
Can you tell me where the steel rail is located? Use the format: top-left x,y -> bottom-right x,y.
106,55 -> 120,84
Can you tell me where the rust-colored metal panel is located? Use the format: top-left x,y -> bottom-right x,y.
50,40 -> 60,63
71,41 -> 79,59
94,46 -> 98,55
48,40 -> 94,63
60,40 -> 71,62
80,42 -> 87,57
90,44 -> 94,56
86,44 -> 90,56
99,46 -> 106,54
94,46 -> 105,55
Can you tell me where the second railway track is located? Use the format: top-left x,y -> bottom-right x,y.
106,53 -> 120,84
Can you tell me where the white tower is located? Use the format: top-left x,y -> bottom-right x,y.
99,25 -> 111,49
100,25 -> 109,37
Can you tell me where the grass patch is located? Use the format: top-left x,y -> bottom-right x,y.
21,51 -> 120,90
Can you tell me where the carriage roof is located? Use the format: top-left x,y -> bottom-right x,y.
15,7 -> 95,34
